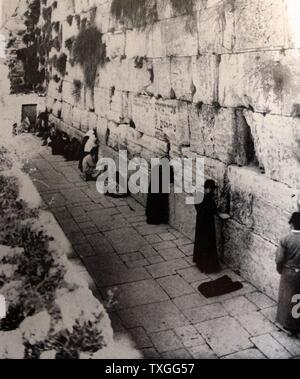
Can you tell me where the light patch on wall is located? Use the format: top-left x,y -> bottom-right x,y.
0,295 -> 6,319
0,34 -> 6,58
287,0 -> 300,46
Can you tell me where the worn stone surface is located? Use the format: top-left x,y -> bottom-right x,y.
15,135 -> 300,360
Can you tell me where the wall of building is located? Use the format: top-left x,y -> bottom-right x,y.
27,0 -> 300,299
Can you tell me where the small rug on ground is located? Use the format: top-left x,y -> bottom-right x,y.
198,275 -> 243,298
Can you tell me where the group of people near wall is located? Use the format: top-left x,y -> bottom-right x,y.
13,112 -> 300,338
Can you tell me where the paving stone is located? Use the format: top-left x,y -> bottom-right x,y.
66,231 -> 87,245
83,255 -> 125,277
222,296 -> 259,316
208,269 -> 244,283
246,292 -> 277,310
272,331 -> 300,356
177,267 -> 209,283
145,234 -> 162,244
73,243 -> 96,259
170,230 -> 185,239
158,275 -> 195,298
174,325 -> 205,348
95,216 -> 130,232
260,306 -> 278,324
105,227 -> 149,254
129,328 -> 153,349
108,312 -> 126,332
235,312 -> 278,337
136,224 -> 169,236
179,244 -> 194,256
196,316 -> 253,357
173,293 -> 209,311
251,334 -> 291,359
147,259 -> 190,279
42,192 -> 66,207
72,214 -> 91,223
188,344 -> 217,359
141,348 -> 161,359
121,252 -> 145,263
150,330 -> 183,353
89,208 -> 119,220
118,301 -> 189,333
161,349 -> 192,359
174,238 -> 193,247
81,227 -> 98,236
159,247 -> 185,261
184,303 -> 228,324
158,232 -> 176,241
147,255 -> 165,265
59,219 -> 80,234
222,348 -> 266,359
117,205 -> 135,216
86,234 -> 114,253
126,259 -> 149,269
153,241 -> 177,251
63,189 -> 90,204
96,266 -> 152,287
140,245 -> 160,258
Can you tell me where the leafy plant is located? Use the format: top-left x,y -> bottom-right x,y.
72,80 -> 82,102
110,0 -> 158,28
73,26 -> 106,89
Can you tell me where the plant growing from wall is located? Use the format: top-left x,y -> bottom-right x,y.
110,0 -> 158,28
170,0 -> 194,15
73,26 -> 106,90
55,53 -> 67,76
72,80 -> 82,103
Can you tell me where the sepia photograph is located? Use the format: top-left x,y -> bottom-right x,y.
0,0 -> 300,364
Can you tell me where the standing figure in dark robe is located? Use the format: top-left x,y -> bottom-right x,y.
276,212 -> 300,335
146,158 -> 173,225
193,180 -> 220,274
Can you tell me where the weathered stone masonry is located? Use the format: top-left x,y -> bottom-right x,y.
16,0 -> 300,299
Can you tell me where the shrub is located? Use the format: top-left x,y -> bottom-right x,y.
73,26 -> 106,89
110,0 -> 158,28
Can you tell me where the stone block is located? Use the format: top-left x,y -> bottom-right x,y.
189,104 -> 237,164
227,165 -> 296,245
155,99 -> 190,146
131,95 -> 156,137
234,0 -> 285,52
243,110 -> 300,187
197,1 -> 235,54
219,50 -> 300,116
223,219 -> 279,299
162,14 -> 198,57
191,54 -> 218,104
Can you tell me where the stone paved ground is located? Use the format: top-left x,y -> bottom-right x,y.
20,135 -> 300,359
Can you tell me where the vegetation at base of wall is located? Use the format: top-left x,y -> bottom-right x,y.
0,174 -> 64,332
73,26 -> 106,89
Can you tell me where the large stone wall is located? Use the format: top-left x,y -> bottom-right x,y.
38,0 -> 300,299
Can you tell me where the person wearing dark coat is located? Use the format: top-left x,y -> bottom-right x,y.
146,158 -> 173,225
276,212 -> 300,335
193,179 -> 221,274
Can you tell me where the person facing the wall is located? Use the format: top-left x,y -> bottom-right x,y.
193,180 -> 229,274
81,146 -> 100,182
78,128 -> 98,172
276,212 -> 300,336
